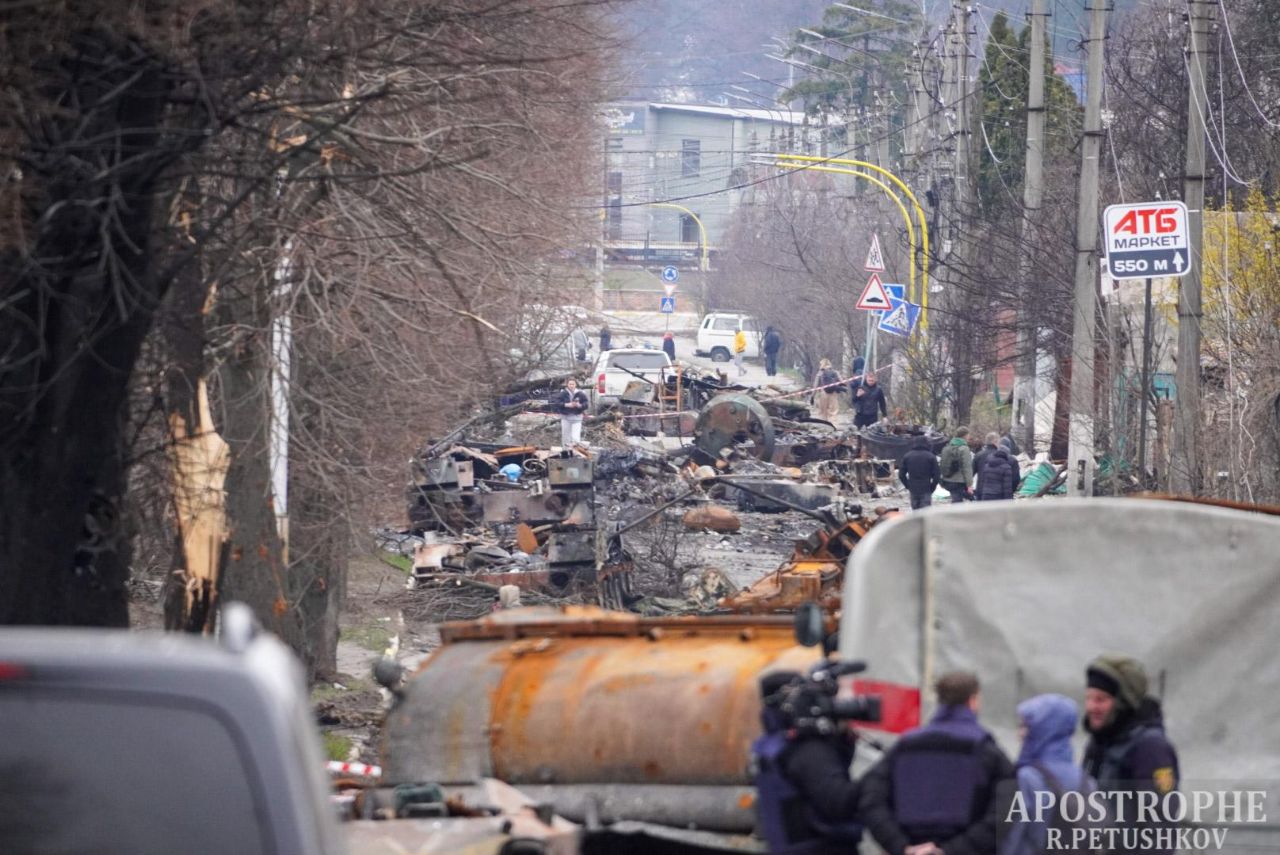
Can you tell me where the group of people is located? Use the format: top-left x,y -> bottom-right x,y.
811,356 -> 889,428
900,427 -> 1023,510
756,655 -> 1180,855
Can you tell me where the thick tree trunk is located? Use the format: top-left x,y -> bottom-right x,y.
0,31 -> 174,626
217,286 -> 307,662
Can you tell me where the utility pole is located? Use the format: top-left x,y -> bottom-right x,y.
1066,0 -> 1108,497
1171,0 -> 1214,495
1013,0 -> 1048,453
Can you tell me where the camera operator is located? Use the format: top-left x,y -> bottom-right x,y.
752,669 -> 868,855
859,671 -> 1014,855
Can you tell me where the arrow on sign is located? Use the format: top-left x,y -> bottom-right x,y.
1173,252 -> 1185,272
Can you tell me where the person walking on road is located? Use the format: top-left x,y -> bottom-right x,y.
661,331 -> 676,362
599,324 -> 612,352
812,358 -> 841,423
899,437 -> 941,509
850,373 -> 887,429
975,446 -> 1017,500
860,671 -> 1014,855
939,426 -> 974,502
734,328 -> 748,376
550,378 -> 589,448
762,326 -> 783,377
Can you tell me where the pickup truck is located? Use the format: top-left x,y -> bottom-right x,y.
589,346 -> 671,410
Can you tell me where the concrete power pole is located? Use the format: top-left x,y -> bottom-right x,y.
1013,0 -> 1048,453
1066,0 -> 1108,497
1171,0 -> 1215,494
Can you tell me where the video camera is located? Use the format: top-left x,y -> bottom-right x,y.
776,659 -> 882,738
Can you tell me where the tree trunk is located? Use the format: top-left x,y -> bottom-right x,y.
0,31 -> 174,626
217,285 -> 306,661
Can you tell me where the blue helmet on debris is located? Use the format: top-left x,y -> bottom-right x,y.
499,463 -> 523,482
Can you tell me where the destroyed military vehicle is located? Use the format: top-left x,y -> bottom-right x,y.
373,497 -> 1280,853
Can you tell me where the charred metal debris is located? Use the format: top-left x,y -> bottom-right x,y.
389,370 -> 931,620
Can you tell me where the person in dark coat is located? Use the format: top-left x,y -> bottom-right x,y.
1000,695 -> 1093,855
849,355 -> 866,386
762,326 -> 783,377
975,447 -> 1016,501
661,331 -> 676,362
899,437 -> 940,510
550,378 -> 590,447
859,672 -> 1014,855
599,325 -> 612,352
850,372 -> 888,429
973,432 -> 1000,479
1082,655 -> 1180,855
752,672 -> 864,855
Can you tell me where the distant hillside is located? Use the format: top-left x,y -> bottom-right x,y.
609,0 -> 1148,102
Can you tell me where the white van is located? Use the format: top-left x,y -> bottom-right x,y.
695,313 -> 760,362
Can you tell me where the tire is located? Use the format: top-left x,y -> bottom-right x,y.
710,347 -> 731,363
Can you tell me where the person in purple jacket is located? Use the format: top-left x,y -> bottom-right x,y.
999,694 -> 1093,855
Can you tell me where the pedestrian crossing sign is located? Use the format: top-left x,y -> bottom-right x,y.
659,296 -> 676,313
878,296 -> 920,337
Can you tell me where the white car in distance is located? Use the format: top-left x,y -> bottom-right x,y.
695,312 -> 760,362
590,347 -> 672,411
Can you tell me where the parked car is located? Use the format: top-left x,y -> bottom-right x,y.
695,312 -> 760,361
0,604 -> 344,855
590,347 -> 672,410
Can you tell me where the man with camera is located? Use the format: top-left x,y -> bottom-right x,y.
752,667 -> 874,854
859,671 -> 1014,855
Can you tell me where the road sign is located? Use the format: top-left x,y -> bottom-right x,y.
856,272 -> 893,311
864,234 -> 886,272
663,282 -> 677,297
661,266 -> 680,283
878,297 -> 920,337
1103,201 -> 1190,280
659,296 -> 676,313
883,283 -> 905,307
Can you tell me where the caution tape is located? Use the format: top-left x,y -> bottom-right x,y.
327,760 -> 382,778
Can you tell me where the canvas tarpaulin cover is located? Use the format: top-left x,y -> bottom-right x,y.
838,498 -> 1280,848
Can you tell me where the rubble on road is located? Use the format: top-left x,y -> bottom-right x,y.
386,375 -> 974,623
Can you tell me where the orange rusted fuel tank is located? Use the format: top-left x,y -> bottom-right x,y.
380,607 -> 819,829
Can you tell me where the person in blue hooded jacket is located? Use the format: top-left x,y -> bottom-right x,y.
999,694 -> 1092,855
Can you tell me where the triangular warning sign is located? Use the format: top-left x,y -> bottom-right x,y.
881,302 -> 911,332
857,272 -> 893,311
864,234 -> 886,272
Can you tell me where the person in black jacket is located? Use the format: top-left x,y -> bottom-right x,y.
973,433 -> 1000,479
753,672 -> 864,855
899,437 -> 940,509
975,447 -> 1016,500
859,672 -> 1014,855
599,325 -> 612,352
851,373 -> 888,428
1082,655 -> 1180,855
549,378 -> 590,447
762,327 -> 783,376
661,331 -> 676,362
